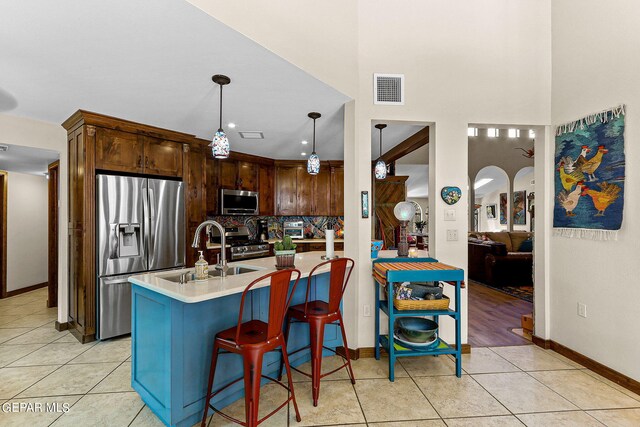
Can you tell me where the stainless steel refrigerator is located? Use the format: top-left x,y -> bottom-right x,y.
96,174 -> 185,339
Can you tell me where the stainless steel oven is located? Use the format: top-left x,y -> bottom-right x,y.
220,189 -> 259,215
283,220 -> 304,239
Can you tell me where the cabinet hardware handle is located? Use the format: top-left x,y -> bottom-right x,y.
145,157 -> 149,168
137,155 -> 142,168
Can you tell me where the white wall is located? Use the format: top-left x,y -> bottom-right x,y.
551,0 -> 640,380
513,167 -> 535,231
479,189 -> 507,232
190,0 -> 553,348
6,172 -> 48,291
0,114 -> 67,318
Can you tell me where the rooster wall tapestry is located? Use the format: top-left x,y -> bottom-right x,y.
554,105 -> 625,240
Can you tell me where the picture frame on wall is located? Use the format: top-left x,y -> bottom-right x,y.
513,190 -> 527,225
487,204 -> 497,219
361,191 -> 369,218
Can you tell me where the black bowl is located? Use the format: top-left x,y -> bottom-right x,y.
396,317 -> 438,343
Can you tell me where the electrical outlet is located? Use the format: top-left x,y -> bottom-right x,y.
444,209 -> 456,221
363,305 -> 371,317
446,229 -> 458,241
577,303 -> 587,318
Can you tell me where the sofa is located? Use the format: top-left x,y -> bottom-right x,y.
468,231 -> 533,287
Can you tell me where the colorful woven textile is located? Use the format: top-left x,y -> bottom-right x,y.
554,105 -> 625,240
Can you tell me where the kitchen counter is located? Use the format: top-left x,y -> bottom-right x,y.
205,238 -> 344,250
130,252 -> 345,427
129,251 -> 344,303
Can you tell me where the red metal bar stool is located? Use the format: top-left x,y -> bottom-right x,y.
279,258 -> 356,407
201,269 -> 303,427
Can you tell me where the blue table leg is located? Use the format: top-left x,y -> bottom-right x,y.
387,283 -> 395,382
374,280 -> 380,360
455,280 -> 462,377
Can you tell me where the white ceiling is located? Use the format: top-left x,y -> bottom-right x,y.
396,164 -> 429,198
0,0 -> 350,160
370,123 -> 426,160
0,144 -> 59,175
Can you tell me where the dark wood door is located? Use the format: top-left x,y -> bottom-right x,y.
218,160 -> 238,189
275,166 -> 297,215
237,161 -> 258,191
186,147 -> 206,267
330,166 -> 344,216
313,168 -> 331,215
258,164 -> 274,216
296,166 -> 313,216
47,160 -> 59,307
143,137 -> 183,177
95,128 -> 143,173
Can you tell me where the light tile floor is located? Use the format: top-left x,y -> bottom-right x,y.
1,288 -> 640,426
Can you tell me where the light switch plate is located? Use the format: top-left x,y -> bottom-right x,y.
444,209 -> 456,221
446,229 -> 458,241
577,303 -> 587,318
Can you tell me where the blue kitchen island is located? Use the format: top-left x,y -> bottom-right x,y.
129,252 -> 344,427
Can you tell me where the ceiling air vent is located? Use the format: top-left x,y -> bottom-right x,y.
374,73 -> 404,105
238,131 -> 264,139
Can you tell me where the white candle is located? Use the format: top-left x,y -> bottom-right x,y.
325,229 -> 335,258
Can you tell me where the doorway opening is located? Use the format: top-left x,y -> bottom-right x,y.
467,126 -> 535,347
0,144 -> 60,301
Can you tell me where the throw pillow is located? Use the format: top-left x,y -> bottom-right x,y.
510,232 -> 532,252
484,232 -> 512,251
518,238 -> 533,252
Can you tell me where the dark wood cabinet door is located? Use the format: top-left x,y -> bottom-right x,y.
206,157 -> 218,216
258,164 -> 274,216
330,166 -> 345,216
185,147 -> 206,267
237,161 -> 258,192
143,137 -> 183,177
95,128 -> 143,173
218,160 -> 238,189
296,166 -> 313,216
313,168 -> 332,215
275,166 -> 298,215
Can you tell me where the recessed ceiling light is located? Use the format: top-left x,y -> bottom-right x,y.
301,140 -> 308,145
227,123 -> 236,128
301,152 -> 306,156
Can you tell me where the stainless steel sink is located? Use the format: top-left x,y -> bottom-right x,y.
160,265 -> 265,284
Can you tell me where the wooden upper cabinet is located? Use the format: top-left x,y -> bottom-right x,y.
330,165 -> 344,216
218,160 -> 238,189
313,167 -> 332,216
276,165 -> 297,215
143,137 -> 183,177
258,164 -> 274,216
95,128 -> 143,173
237,161 -> 258,192
186,146 -> 205,226
296,166 -> 313,216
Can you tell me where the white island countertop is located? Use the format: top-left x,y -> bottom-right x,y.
129,251 -> 345,304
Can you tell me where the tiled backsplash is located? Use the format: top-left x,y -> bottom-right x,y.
207,216 -> 345,240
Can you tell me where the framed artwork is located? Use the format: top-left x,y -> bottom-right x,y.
486,204 -> 497,219
513,190 -> 527,225
499,193 -> 508,225
361,191 -> 369,218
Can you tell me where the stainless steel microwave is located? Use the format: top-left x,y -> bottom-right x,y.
283,220 -> 304,239
220,189 -> 259,215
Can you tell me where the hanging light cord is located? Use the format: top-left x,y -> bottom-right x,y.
312,117 -> 317,152
218,84 -> 223,132
379,127 -> 383,157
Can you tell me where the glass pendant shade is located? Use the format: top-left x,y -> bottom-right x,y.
394,201 -> 416,221
374,159 -> 387,180
307,152 -> 320,175
211,130 -> 229,159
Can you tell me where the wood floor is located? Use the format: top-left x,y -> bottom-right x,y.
468,280 -> 533,347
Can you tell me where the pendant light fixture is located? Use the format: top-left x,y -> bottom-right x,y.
307,112 -> 321,175
374,123 -> 387,180
210,74 -> 231,159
